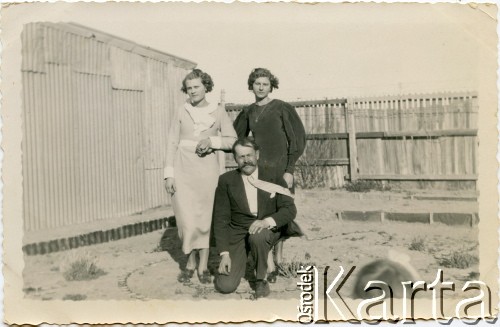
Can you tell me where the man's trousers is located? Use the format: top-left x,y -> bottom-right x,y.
215,228 -> 281,294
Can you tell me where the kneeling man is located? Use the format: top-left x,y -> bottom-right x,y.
213,137 -> 297,298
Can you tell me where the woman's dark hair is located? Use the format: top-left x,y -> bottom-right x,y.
181,69 -> 214,94
232,137 -> 260,156
247,68 -> 279,91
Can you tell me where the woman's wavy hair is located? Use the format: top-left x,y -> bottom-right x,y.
247,68 -> 279,91
181,69 -> 214,94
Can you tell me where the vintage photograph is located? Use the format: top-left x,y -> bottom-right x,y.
2,1 -> 498,324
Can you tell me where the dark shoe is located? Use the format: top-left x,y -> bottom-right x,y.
198,270 -> 211,284
267,269 -> 278,284
177,269 -> 194,283
255,280 -> 271,299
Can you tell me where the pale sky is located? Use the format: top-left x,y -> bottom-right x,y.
3,2 -> 496,103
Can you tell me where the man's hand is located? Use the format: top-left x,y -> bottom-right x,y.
164,177 -> 176,194
196,138 -> 212,156
249,220 -> 270,234
283,172 -> 294,189
218,254 -> 231,275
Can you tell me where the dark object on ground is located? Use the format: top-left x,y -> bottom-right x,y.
352,258 -> 417,299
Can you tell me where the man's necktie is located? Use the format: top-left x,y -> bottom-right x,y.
247,175 -> 294,199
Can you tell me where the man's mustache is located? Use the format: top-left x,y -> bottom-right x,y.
242,162 -> 256,168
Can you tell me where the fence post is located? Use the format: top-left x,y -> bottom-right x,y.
219,89 -> 227,174
346,99 -> 358,181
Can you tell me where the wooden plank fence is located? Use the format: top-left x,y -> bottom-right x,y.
225,91 -> 478,189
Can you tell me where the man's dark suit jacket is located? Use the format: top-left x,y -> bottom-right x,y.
213,169 -> 297,254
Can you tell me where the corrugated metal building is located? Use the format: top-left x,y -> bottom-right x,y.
22,22 -> 196,232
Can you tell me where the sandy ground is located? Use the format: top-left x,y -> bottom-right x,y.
23,189 -> 478,301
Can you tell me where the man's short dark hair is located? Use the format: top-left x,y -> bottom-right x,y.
231,137 -> 260,156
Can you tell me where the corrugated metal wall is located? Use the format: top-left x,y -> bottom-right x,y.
22,22 -> 196,231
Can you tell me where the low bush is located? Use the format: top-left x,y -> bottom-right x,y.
62,294 -> 87,301
277,253 -> 316,279
60,251 -> 106,281
408,237 -> 426,252
438,251 -> 478,269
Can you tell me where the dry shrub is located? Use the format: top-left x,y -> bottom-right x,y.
295,163 -> 328,189
277,253 -> 316,279
60,251 -> 106,281
468,271 -> 480,280
438,251 -> 478,269
295,139 -> 333,189
62,294 -> 87,301
23,286 -> 41,294
408,237 -> 426,252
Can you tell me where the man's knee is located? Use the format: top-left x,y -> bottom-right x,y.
248,229 -> 272,247
215,275 -> 240,294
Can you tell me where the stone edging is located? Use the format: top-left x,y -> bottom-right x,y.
23,209 -> 477,257
23,216 -> 176,256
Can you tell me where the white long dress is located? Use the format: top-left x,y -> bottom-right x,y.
164,102 -> 237,254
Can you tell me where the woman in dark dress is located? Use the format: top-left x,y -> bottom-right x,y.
233,68 -> 306,282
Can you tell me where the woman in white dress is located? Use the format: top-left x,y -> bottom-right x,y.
164,69 -> 237,284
